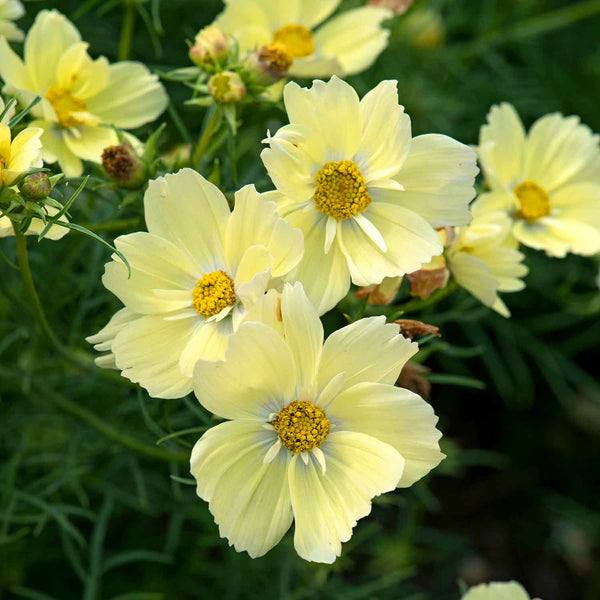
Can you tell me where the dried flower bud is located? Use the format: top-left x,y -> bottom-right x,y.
397,361 -> 431,400
208,71 -> 246,104
19,172 -> 51,200
395,319 -> 441,340
189,25 -> 229,65
368,0 -> 414,14
355,276 -> 402,306
250,43 -> 293,83
102,141 -> 147,189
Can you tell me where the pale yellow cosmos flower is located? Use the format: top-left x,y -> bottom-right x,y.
0,10 -> 168,177
190,282 -> 444,562
87,168 -> 304,399
216,0 -> 393,78
476,103 -> 600,258
261,76 -> 478,314
0,0 -> 24,42
446,212 -> 528,317
462,581 -> 541,600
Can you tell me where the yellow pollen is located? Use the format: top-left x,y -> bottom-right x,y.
272,24 -> 314,58
314,160 -> 372,221
272,400 -> 330,454
192,270 -> 236,318
514,180 -> 551,222
45,86 -> 87,128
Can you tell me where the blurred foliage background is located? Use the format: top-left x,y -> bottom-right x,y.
1,0 -> 600,599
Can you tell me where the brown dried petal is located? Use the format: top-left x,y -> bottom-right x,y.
397,361 -> 431,400
395,319 -> 441,340
406,266 -> 449,299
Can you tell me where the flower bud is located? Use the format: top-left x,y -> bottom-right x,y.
208,71 -> 246,104
102,141 -> 147,189
18,172 -> 51,200
248,43 -> 293,84
189,25 -> 229,66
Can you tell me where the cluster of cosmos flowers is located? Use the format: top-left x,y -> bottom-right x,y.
1,1 -> 599,595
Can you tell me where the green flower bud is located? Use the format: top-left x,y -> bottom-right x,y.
18,172 -> 52,200
208,71 -> 247,104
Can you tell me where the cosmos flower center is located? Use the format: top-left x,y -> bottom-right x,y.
514,180 -> 550,222
314,160 -> 372,221
45,86 -> 87,128
273,24 -> 314,59
192,270 -> 236,318
272,400 -> 330,454
258,43 -> 294,75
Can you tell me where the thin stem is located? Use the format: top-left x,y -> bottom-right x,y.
191,108 -> 221,167
118,1 -> 136,61
34,387 -> 189,464
390,281 -> 458,317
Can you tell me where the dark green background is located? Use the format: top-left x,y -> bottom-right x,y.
1,1 -> 599,599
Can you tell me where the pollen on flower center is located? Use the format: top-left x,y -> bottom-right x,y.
272,400 -> 330,454
192,270 -> 236,318
45,86 -> 87,128
514,180 -> 551,222
272,24 -> 314,58
314,160 -> 372,221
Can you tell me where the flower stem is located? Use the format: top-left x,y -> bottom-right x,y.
118,1 -> 136,61
191,107 -> 221,167
390,281 -> 458,317
34,387 -> 189,464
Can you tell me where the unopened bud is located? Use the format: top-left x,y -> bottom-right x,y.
208,71 -> 246,104
19,172 -> 51,200
189,25 -> 229,66
102,141 -> 147,189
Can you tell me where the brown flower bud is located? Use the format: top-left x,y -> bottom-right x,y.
102,141 -> 147,189
395,319 -> 441,340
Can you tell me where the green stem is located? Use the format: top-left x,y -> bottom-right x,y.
34,388 -> 189,464
191,108 -> 221,167
390,281 -> 458,317
118,1 -> 136,61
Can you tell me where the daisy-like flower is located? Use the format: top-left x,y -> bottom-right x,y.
261,76 -> 478,314
476,103 -> 600,258
0,0 -> 24,42
87,168 -> 304,399
446,212 -> 528,317
0,10 -> 168,177
462,581 -> 541,600
190,282 -> 444,563
216,0 -> 392,78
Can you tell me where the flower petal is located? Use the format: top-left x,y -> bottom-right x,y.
62,125 -> 119,163
193,322 -> 296,420
143,169 -> 230,272
225,185 -> 304,278
327,383 -> 444,487
191,420 -> 292,558
102,232 -> 198,314
289,430 -> 403,563
355,80 -> 411,182
179,320 -> 230,376
312,7 -> 392,76
462,581 -> 532,600
393,134 -> 478,227
318,316 -> 417,394
448,251 -> 498,307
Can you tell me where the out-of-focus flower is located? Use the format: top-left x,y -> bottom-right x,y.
0,121 -> 42,186
355,276 -> 401,305
0,0 -> 24,42
446,211 -> 528,317
462,581 -> 541,600
368,0 -> 413,15
216,0 -> 393,78
189,25 -> 229,65
476,103 -> 600,258
190,282 -> 444,562
102,141 -> 147,189
208,70 -> 247,104
261,77 -> 478,314
88,168 -> 304,399
0,10 -> 168,177
399,7 -> 445,48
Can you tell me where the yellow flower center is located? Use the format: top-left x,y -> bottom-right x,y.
45,86 -> 87,128
314,160 -> 372,221
272,24 -> 314,58
514,180 -> 551,222
258,43 -> 294,74
192,270 -> 236,318
272,400 -> 330,454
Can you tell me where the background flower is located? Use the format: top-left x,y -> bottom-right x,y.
0,0 -> 24,41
